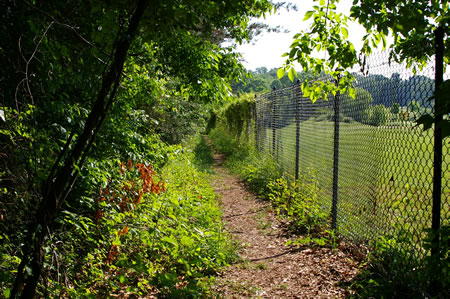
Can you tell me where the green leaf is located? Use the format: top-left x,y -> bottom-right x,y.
288,68 -> 296,82
181,235 -> 194,247
303,11 -> 314,21
119,275 -> 127,284
277,68 -> 285,79
348,87 -> 356,99
341,27 -> 348,38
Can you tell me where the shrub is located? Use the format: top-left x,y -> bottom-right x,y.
267,170 -> 326,234
208,127 -> 240,157
341,87 -> 374,123
342,115 -> 354,123
368,104 -> 390,126
391,102 -> 400,114
240,153 -> 282,195
351,227 -> 449,298
408,100 -> 421,112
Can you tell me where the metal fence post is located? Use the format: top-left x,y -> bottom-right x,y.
295,80 -> 301,180
261,98 -> 266,153
254,95 -> 258,150
331,76 -> 341,230
431,26 -> 444,291
272,87 -> 276,156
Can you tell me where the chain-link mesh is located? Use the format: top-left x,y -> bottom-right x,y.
253,50 -> 449,257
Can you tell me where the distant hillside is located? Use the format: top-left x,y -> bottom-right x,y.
233,67 -> 435,109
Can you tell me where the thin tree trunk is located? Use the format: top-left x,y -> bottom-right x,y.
12,0 -> 149,297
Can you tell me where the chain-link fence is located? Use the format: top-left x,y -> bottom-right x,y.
253,50 -> 449,258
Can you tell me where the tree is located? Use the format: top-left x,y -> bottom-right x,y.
270,79 -> 282,90
255,66 -> 268,74
340,87 -> 374,123
368,104 -> 390,126
391,102 -> 400,114
278,0 -> 357,101
408,100 -> 422,112
0,0 -> 274,296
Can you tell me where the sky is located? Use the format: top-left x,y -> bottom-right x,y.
235,0 -> 367,71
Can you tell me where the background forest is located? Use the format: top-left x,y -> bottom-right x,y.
233,67 -> 435,114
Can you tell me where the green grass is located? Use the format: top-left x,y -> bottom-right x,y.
261,119 -> 449,245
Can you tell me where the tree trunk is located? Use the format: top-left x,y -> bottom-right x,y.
12,0 -> 149,297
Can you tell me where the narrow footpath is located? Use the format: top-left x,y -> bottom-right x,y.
208,144 -> 359,298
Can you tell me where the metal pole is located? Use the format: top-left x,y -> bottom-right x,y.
295,80 -> 301,180
431,26 -> 444,291
254,94 -> 258,149
261,98 -> 266,153
331,76 -> 341,230
272,87 -> 276,155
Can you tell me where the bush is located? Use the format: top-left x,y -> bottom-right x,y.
240,153 -> 282,195
341,87 -> 374,123
368,104 -> 390,126
267,170 -> 326,234
351,227 -> 449,298
1,138 -> 235,298
408,100 -> 421,112
208,127 -> 248,158
342,115 -> 354,123
391,102 -> 400,114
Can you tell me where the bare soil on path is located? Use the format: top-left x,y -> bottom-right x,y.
208,143 -> 360,298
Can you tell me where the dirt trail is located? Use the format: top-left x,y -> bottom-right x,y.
208,145 -> 359,298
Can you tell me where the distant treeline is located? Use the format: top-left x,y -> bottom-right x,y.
233,67 -> 435,108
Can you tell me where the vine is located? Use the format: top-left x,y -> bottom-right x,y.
219,95 -> 255,140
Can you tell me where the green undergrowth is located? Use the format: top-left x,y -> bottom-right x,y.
0,137 -> 235,298
210,124 -> 449,297
350,227 -> 449,298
